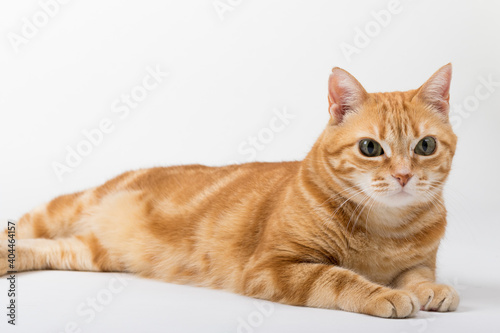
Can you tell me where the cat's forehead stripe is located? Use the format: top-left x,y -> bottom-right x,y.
372,93 -> 419,141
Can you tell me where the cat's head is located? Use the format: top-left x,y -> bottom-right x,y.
317,64 -> 457,208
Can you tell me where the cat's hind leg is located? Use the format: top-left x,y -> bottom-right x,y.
0,234 -> 125,277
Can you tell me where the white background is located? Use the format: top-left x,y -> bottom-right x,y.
1,0 -> 499,332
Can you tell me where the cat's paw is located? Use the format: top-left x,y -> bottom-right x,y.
412,283 -> 459,312
364,289 -> 420,318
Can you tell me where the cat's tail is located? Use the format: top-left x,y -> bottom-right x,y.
0,218 -> 8,240
1,191 -> 86,241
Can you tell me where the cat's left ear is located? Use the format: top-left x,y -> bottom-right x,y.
413,63 -> 452,117
328,67 -> 368,124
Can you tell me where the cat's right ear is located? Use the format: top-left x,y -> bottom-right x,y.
413,63 -> 452,117
328,67 -> 368,124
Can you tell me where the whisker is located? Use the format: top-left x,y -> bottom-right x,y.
346,194 -> 370,233
322,188 -> 366,228
349,195 -> 373,237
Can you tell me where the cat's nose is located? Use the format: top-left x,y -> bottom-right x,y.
392,173 -> 413,187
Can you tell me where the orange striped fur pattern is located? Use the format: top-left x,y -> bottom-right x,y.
1,64 -> 459,318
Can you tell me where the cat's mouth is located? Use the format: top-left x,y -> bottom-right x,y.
385,188 -> 414,203
374,189 -> 416,207
393,190 -> 412,197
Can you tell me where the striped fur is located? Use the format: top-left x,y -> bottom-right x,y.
0,65 -> 459,318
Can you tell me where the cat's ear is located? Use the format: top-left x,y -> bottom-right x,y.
413,63 -> 452,116
328,67 -> 368,124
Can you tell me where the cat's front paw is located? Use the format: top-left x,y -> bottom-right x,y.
412,283 -> 459,312
364,289 -> 420,318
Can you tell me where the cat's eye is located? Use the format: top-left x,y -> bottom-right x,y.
359,139 -> 384,157
414,136 -> 436,156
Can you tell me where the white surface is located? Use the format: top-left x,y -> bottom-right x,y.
0,241 -> 499,333
1,0 -> 500,332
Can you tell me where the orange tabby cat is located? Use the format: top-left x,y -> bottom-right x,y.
1,64 -> 459,318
